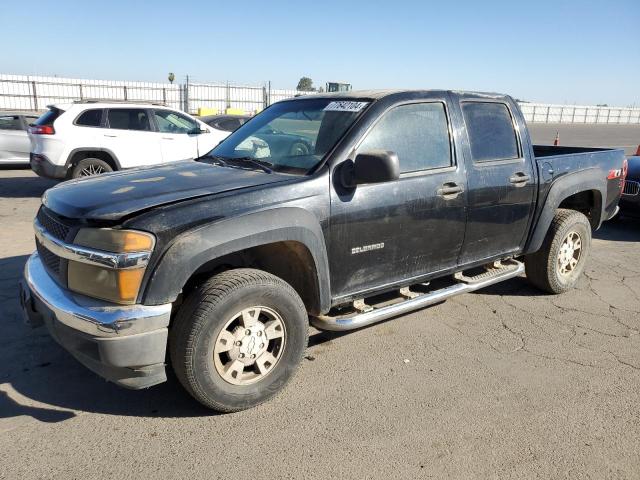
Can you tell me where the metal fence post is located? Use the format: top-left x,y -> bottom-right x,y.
545,106 -> 550,123
31,81 -> 38,111
162,87 -> 166,105
184,76 -> 190,113
532,105 -> 536,122
123,85 -> 128,101
226,81 -> 230,110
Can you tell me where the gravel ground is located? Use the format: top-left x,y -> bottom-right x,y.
0,159 -> 638,479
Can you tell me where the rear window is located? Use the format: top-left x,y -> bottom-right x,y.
461,102 -> 519,162
76,109 -> 103,127
216,118 -> 242,132
34,108 -> 64,127
107,109 -> 151,131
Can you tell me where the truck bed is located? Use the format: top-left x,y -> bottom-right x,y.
529,144 -> 626,236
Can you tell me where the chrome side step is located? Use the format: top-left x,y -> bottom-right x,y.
311,260 -> 524,332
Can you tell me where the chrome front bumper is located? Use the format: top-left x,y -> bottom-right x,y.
20,253 -> 172,389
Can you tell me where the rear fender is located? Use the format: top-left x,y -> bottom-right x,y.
525,168 -> 604,254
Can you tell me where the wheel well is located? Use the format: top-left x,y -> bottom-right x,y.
558,190 -> 602,229
68,151 -> 118,171
181,241 -> 321,314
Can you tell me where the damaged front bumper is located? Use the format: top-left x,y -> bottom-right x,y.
19,253 -> 172,389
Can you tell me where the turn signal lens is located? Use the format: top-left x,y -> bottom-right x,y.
74,228 -> 155,253
117,269 -> 146,303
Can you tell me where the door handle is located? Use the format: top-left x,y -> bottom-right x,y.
103,134 -> 117,138
437,182 -> 463,199
162,137 -> 174,140
509,172 -> 531,186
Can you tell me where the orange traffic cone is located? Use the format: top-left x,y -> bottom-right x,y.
553,131 -> 560,146
634,144 -> 640,156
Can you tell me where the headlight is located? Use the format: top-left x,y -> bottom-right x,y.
68,229 -> 155,304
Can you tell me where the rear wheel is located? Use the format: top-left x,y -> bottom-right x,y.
71,158 -> 113,178
525,209 -> 591,294
170,268 -> 308,412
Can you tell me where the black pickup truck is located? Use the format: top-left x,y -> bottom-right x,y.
20,90 -> 627,412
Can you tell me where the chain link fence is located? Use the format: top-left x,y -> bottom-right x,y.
0,74 -> 309,115
519,103 -> 640,124
2,74 -> 639,123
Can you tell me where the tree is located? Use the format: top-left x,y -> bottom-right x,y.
296,76 -> 314,92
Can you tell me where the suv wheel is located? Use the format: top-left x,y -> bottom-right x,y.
170,268 -> 308,412
525,209 -> 592,294
71,158 -> 113,178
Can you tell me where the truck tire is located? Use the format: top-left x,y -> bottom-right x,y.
525,209 -> 591,294
170,268 -> 308,412
71,158 -> 113,178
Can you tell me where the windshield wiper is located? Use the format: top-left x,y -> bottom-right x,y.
225,156 -> 274,174
199,154 -> 230,168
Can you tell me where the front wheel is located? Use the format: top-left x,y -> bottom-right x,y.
525,209 -> 592,294
170,268 -> 308,412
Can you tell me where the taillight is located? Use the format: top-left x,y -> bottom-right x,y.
29,125 -> 55,135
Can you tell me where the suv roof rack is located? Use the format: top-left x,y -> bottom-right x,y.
73,99 -> 167,106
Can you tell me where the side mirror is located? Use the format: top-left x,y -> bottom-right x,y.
341,150 -> 400,188
190,127 -> 209,135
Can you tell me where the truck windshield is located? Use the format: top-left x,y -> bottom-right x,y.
201,98 -> 369,174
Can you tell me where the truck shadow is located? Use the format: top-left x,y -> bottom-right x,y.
0,254 -> 218,421
593,218 -> 640,242
0,170 -> 58,198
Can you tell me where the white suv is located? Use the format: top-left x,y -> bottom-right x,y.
29,102 -> 229,179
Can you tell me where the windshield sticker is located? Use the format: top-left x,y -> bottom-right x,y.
323,101 -> 369,112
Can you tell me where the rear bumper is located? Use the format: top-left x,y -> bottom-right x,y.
20,253 -> 172,389
30,153 -> 67,179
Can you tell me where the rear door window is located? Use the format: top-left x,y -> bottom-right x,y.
0,115 -> 22,130
357,102 -> 452,173
76,109 -> 103,127
461,102 -> 519,162
107,109 -> 151,131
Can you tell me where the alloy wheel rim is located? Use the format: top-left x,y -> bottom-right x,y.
80,164 -> 105,176
557,231 -> 582,276
213,306 -> 286,386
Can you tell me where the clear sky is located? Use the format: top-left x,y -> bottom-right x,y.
3,0 -> 639,106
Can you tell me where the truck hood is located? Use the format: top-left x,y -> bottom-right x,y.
42,160 -> 293,221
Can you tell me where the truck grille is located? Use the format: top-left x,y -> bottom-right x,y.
37,207 -> 71,241
623,180 -> 639,196
36,240 -> 61,276
34,207 -> 76,284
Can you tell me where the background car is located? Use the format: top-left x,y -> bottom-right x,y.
619,155 -> 640,217
200,114 -> 249,133
0,112 -> 40,164
202,113 -> 314,158
28,102 -> 229,179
